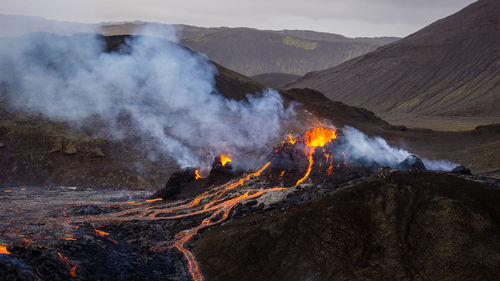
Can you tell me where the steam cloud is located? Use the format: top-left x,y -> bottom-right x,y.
0,26 -> 456,173
0,26 -> 295,169
339,126 -> 457,171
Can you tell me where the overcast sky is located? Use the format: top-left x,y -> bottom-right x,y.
1,0 -> 476,37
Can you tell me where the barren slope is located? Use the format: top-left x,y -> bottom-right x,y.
195,173 -> 500,281
286,0 -> 500,117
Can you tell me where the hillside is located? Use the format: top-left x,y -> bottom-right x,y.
177,27 -> 398,76
286,0 -> 500,117
0,34 -> 268,190
195,173 -> 500,281
100,23 -> 399,76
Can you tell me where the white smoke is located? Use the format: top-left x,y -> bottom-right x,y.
339,126 -> 457,171
0,26 -> 295,169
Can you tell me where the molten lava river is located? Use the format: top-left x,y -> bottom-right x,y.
0,127 -> 356,281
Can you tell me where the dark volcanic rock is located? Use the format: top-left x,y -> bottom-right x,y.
152,168 -> 197,199
194,173 -> 500,281
396,155 -> 427,172
451,165 -> 472,175
208,156 -> 234,184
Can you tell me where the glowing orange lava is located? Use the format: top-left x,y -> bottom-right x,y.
58,252 -> 77,278
95,229 -> 110,236
146,198 -> 163,203
194,170 -> 202,180
304,127 -> 337,147
95,229 -> 118,244
296,127 -> 337,186
220,155 -> 232,166
0,246 -> 10,255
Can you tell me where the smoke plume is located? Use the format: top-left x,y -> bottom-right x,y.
339,126 -> 457,171
0,26 -> 295,169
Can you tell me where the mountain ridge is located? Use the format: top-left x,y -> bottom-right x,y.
285,0 -> 500,117
0,14 -> 400,76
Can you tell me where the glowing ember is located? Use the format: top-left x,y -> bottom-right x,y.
58,252 -> 77,278
0,245 -> 10,255
194,170 -> 202,180
146,198 -> 163,203
4,190 -> 12,193
95,229 -> 118,244
95,229 -> 110,236
220,155 -> 232,166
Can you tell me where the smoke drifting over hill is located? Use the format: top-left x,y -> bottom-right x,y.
340,126 -> 457,170
0,26 -> 295,169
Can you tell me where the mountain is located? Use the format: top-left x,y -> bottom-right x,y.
0,14 -> 399,76
177,27 -> 398,76
285,0 -> 500,117
100,23 -> 399,76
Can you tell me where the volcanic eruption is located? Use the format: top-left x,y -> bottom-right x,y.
0,25 -> 463,281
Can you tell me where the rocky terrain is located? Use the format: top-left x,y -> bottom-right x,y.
195,172 -> 500,281
1,148 -> 499,280
286,0 -> 500,117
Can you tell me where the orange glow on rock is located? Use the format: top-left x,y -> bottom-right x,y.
194,169 -> 202,179
220,155 -> 232,166
58,252 -> 77,278
286,134 -> 296,144
296,127 -> 337,186
146,198 -> 163,203
95,229 -> 118,244
95,229 -> 110,236
0,246 -> 10,255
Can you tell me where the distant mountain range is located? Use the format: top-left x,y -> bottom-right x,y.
286,0 -> 500,117
0,14 -> 399,76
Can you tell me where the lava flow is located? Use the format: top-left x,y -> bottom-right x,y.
194,170 -> 202,179
0,126 -> 342,281
296,127 -> 337,185
58,252 -> 78,278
